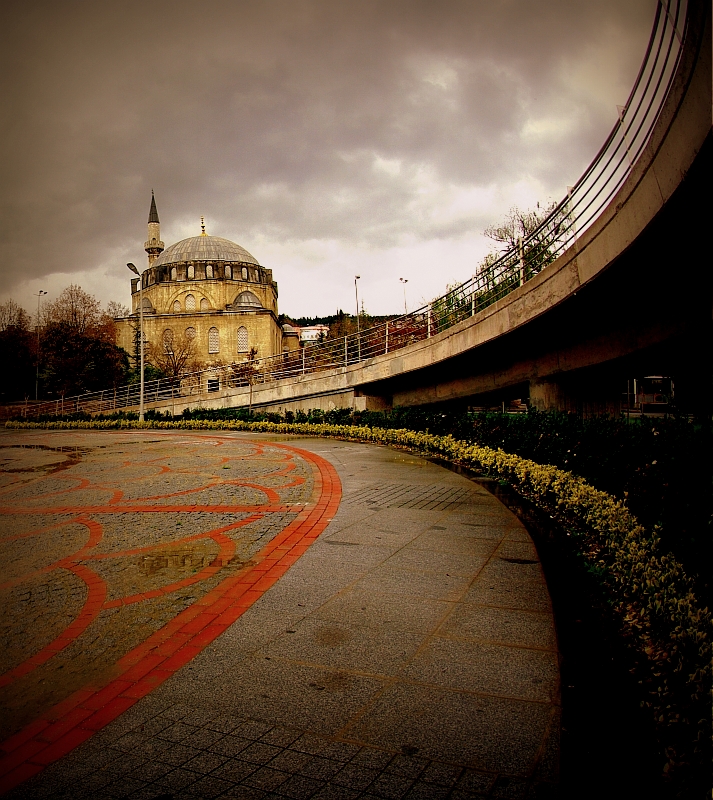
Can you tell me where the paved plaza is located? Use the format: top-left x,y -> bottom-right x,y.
0,430 -> 560,799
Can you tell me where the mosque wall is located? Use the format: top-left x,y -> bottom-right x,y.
114,197 -> 294,369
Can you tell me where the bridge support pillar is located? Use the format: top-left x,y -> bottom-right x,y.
354,393 -> 392,412
528,379 -> 570,412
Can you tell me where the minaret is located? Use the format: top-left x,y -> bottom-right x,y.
144,191 -> 164,266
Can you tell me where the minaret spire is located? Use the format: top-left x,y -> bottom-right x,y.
148,190 -> 160,224
144,190 -> 164,266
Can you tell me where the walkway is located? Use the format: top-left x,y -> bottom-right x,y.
0,430 -> 559,799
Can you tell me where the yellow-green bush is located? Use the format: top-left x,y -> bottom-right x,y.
6,418 -> 710,771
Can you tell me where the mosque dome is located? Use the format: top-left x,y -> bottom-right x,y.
152,235 -> 260,268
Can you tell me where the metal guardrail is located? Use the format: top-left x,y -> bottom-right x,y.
19,0 -> 688,419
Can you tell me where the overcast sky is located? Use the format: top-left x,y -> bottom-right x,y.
1,0 -> 656,319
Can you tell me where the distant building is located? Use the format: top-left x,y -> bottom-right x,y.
114,194 -> 299,365
298,325 -> 330,343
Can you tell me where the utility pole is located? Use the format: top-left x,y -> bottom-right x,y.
35,290 -> 47,401
399,278 -> 408,314
127,263 -> 145,421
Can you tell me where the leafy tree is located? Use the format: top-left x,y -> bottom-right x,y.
39,286 -> 129,396
0,300 -> 35,401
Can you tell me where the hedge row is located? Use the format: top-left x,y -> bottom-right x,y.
6,417 -> 711,778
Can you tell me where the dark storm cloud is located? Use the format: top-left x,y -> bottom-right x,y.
0,0 -> 655,307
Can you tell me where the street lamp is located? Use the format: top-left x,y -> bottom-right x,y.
126,263 -> 145,421
399,278 -> 408,314
35,290 -> 47,401
354,275 -> 361,361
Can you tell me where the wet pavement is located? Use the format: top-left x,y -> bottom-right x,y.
0,430 -> 560,799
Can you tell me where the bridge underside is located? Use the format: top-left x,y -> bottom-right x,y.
140,134 -> 710,421
356,133 -> 711,417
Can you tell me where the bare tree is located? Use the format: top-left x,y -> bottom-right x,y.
106,300 -> 130,319
45,285 -> 101,334
0,300 -> 31,331
148,331 -> 201,381
484,201 -> 573,275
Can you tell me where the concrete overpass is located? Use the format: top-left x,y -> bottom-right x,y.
22,0 -> 711,420
163,1 -> 711,418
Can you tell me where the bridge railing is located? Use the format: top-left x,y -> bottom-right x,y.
18,1 -> 687,419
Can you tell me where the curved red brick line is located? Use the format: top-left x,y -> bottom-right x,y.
0,518 -> 102,592
83,514 -> 264,563
0,563 -> 106,690
61,517 -> 103,562
0,443 -> 341,793
0,476 -> 91,501
130,478 -> 225,501
0,503 -> 300,515
0,516 -> 84,544
102,530 -> 236,609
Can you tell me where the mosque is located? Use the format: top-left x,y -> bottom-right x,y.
114,194 -> 300,366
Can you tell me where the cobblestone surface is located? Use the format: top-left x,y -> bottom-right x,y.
0,432 -> 560,799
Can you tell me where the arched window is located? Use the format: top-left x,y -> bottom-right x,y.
185,294 -> 196,312
185,327 -> 196,340
241,266 -> 248,280
206,264 -> 214,279
170,267 -> 177,281
235,291 -> 261,307
187,264 -> 195,280
200,298 -> 210,311
224,265 -> 232,279
162,329 -> 174,354
208,327 -> 220,354
173,300 -> 181,313
237,326 -> 249,353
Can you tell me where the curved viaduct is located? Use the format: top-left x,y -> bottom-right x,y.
140,2 -> 712,419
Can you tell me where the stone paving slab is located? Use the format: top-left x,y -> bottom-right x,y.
0,431 -> 560,799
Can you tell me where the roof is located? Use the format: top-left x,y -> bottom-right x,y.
148,192 -> 160,224
152,235 -> 260,267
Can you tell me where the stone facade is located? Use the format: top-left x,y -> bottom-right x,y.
115,197 -> 299,367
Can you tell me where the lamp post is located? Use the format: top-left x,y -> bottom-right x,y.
399,278 -> 408,314
35,290 -> 47,401
127,263 -> 145,421
354,275 -> 361,361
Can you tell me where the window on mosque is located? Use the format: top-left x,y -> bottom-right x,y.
185,294 -> 196,312
235,291 -> 261,307
207,377 -> 220,392
241,267 -> 248,280
225,265 -> 232,279
206,265 -> 214,279
162,329 -> 174,354
237,326 -> 249,353
170,267 -> 177,281
173,300 -> 181,313
200,298 -> 210,311
187,264 -> 195,280
208,327 -> 220,353
185,327 -> 196,340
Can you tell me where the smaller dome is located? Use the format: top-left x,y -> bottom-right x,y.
235,291 -> 262,308
282,323 -> 296,332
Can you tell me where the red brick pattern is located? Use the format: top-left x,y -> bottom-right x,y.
0,435 -> 341,794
